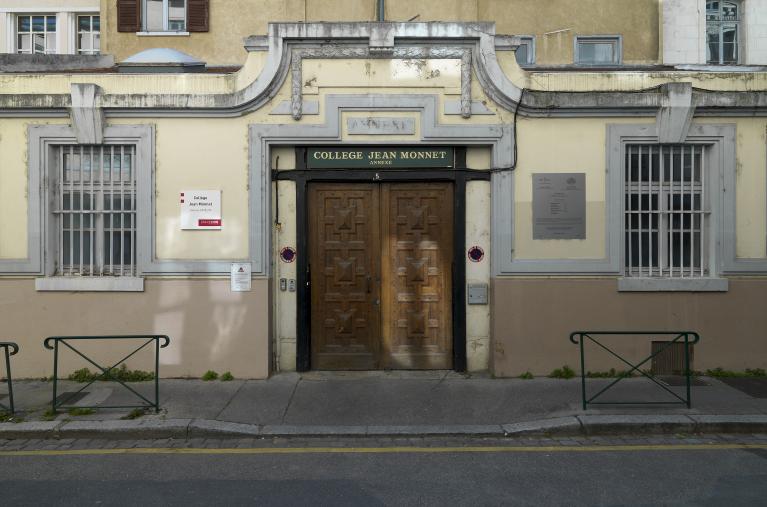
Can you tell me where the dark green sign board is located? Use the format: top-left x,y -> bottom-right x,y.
307,147 -> 454,169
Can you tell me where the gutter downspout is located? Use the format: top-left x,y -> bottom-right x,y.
377,0 -> 385,22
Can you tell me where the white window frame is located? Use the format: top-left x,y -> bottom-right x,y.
515,36 -> 535,66
142,0 -> 187,33
15,13 -> 57,55
76,14 -> 100,55
574,35 -> 622,66
706,0 -> 742,65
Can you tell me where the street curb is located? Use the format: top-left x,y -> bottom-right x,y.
1,415 -> 766,440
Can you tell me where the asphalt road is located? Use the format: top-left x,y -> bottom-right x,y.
0,441 -> 766,506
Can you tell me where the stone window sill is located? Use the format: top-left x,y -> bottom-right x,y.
35,277 -> 144,292
617,277 -> 728,292
136,32 -> 190,37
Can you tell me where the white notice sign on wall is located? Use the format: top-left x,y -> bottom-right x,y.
231,262 -> 252,292
180,190 -> 221,230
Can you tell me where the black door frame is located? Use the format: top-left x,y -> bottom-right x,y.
273,146 -> 489,372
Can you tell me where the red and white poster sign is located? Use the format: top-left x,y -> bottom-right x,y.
180,190 -> 222,230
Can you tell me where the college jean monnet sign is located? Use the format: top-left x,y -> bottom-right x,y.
532,173 -> 586,240
307,147 -> 454,168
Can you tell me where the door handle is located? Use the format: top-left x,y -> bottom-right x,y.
366,275 -> 372,293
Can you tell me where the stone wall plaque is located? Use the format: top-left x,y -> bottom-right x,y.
532,173 -> 586,240
346,117 -> 415,135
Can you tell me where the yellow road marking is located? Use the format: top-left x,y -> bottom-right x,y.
0,443 -> 765,457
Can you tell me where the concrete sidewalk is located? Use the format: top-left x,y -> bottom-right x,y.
1,371 -> 767,439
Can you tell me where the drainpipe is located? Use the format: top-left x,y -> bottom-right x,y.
377,0 -> 385,22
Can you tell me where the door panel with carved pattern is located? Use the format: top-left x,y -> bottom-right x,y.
309,184 -> 381,369
309,182 -> 453,370
381,183 -> 453,369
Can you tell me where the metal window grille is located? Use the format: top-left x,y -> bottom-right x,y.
624,145 -> 709,278
54,145 -> 137,277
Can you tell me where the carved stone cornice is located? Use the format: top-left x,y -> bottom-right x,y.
0,22 -> 765,118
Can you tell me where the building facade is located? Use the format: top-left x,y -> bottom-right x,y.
0,1 -> 766,379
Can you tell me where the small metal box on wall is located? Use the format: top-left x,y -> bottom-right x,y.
467,283 -> 488,305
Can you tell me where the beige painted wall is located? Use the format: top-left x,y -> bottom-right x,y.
100,0 -> 303,65
99,0 -> 659,66
513,117 -> 653,261
697,117 -> 767,259
513,117 -> 609,260
479,0 -> 659,65
491,278 -> 767,376
0,278 -> 270,378
147,118 -> 250,260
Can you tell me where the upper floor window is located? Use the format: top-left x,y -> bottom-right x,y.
17,15 -> 56,54
706,1 -> 741,64
77,15 -> 100,55
117,0 -> 208,34
515,37 -> 535,66
144,0 -> 186,32
575,36 -> 622,65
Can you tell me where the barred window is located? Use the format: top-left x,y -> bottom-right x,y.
55,146 -> 137,277
624,145 -> 709,278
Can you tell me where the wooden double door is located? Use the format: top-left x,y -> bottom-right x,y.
309,182 -> 454,370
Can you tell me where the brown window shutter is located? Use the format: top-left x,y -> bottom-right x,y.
117,0 -> 141,32
187,0 -> 209,32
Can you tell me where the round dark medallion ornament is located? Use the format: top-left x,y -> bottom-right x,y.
280,247 -> 296,263
467,246 -> 484,263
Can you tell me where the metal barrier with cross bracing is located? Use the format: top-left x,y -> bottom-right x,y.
0,342 -> 19,413
44,335 -> 170,413
569,331 -> 700,410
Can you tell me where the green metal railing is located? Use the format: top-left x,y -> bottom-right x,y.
569,331 -> 700,410
44,335 -> 170,413
0,342 -> 19,413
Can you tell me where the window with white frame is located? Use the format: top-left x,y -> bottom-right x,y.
53,145 -> 137,277
706,1 -> 741,64
575,36 -> 621,65
16,15 -> 57,54
624,145 -> 710,278
77,15 -> 100,54
144,0 -> 186,32
515,37 -> 535,66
